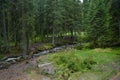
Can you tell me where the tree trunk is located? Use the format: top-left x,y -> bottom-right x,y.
0,42 -> 2,54
52,27 -> 55,45
2,8 -> 9,51
26,33 -> 30,53
6,11 -> 11,51
21,0 -> 27,58
21,26 -> 27,58
70,27 -> 74,37
118,18 -> 120,40
14,31 -> 17,47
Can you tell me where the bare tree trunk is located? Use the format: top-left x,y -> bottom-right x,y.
21,25 -> 27,58
52,27 -> 55,45
14,31 -> 17,46
70,27 -> 74,37
7,12 -> 11,51
0,42 -> 2,54
118,19 -> 120,40
2,8 -> 9,51
21,0 -> 27,58
26,33 -> 30,52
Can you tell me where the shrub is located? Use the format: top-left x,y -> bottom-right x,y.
74,44 -> 83,50
82,43 -> 94,49
74,43 -> 94,50
50,50 -> 97,80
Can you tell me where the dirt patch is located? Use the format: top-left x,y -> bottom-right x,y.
111,72 -> 120,80
0,57 -> 39,80
27,70 -> 52,80
0,63 -> 30,80
0,54 -> 53,80
78,72 -> 101,80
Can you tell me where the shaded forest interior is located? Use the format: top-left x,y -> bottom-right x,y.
0,0 -> 120,58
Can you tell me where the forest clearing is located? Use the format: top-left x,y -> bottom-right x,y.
0,0 -> 120,80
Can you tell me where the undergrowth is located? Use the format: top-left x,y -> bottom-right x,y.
49,48 -> 119,80
50,49 -> 97,80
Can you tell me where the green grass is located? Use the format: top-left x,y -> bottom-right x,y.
49,47 -> 120,80
75,48 -> 117,64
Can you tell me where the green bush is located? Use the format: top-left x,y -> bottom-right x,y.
97,36 -> 110,47
74,44 -> 82,50
82,43 -> 94,49
83,58 -> 97,70
76,32 -> 89,43
50,50 -> 97,80
74,43 -> 94,50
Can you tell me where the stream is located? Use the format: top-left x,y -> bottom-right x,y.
0,44 -> 75,69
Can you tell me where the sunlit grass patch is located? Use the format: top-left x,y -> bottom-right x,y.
49,48 -> 120,80
49,49 -> 97,79
38,43 -> 55,51
93,48 -> 112,53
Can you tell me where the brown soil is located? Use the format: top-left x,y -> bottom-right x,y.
0,57 -> 51,80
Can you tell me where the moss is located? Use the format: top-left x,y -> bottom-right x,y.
38,43 -> 55,51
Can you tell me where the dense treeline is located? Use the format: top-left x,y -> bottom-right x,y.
0,0 -> 120,55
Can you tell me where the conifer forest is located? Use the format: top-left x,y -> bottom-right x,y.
0,0 -> 120,80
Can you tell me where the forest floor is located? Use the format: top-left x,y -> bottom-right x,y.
0,48 -> 120,80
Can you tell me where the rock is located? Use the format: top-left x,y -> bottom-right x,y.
5,58 -> 17,62
0,56 -> 24,69
40,50 -> 50,55
0,62 -> 11,69
33,50 -> 50,57
52,47 -> 61,52
38,62 -> 55,75
1,56 -> 22,62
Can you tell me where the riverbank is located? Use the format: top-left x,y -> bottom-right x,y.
0,43 -> 75,69
0,47 -> 120,80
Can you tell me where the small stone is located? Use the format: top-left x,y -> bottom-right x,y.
38,62 -> 55,75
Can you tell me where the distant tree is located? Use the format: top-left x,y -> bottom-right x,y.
110,0 -> 120,41
82,0 -> 112,47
